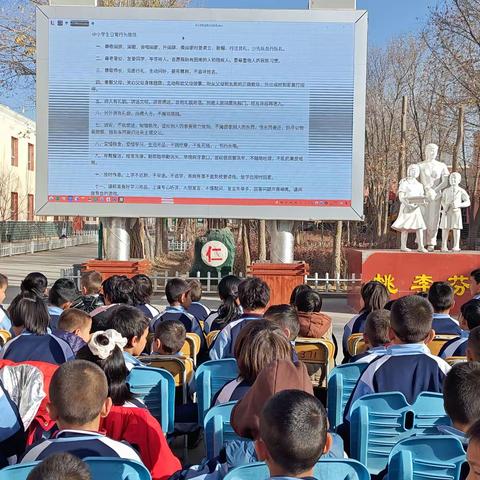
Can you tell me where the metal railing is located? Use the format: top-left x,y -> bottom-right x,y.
0,232 -> 97,258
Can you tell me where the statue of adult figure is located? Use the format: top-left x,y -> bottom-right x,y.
417,143 -> 450,251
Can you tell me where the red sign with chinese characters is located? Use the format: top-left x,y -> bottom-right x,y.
346,249 -> 480,315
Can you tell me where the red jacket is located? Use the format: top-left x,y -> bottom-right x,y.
101,406 -> 181,480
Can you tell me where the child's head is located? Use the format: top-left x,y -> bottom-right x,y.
364,309 -> 391,348
467,419 -> 480,479
218,275 -> 241,302
361,281 -> 389,313
256,390 -> 331,478
461,300 -> 480,331
0,273 -> 8,304
234,321 -> 292,384
238,277 -> 270,313
390,295 -> 434,344
443,362 -> 480,432
58,308 -> 92,343
428,281 -> 455,313
76,330 -> 133,407
48,359 -> 111,430
294,289 -> 322,313
289,284 -> 312,305
108,305 -> 149,356
49,278 -> 78,310
8,292 -> 50,335
80,270 -> 102,296
132,274 -> 154,305
21,272 -> 48,298
153,319 -> 186,355
102,275 -> 134,305
471,269 -> 480,297
26,453 -> 91,480
468,327 -> 480,362
264,304 -> 300,341
187,279 -> 202,303
165,278 -> 192,308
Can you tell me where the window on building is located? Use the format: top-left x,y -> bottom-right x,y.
27,194 -> 34,221
11,137 -> 18,166
11,192 -> 18,221
28,143 -> 34,171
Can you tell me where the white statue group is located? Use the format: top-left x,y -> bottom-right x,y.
392,143 -> 471,253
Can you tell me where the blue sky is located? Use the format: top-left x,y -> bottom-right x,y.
1,0 -> 438,118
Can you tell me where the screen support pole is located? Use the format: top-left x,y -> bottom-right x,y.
267,220 -> 295,263
102,217 -> 130,261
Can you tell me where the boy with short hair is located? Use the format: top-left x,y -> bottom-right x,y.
471,268 -> 480,300
210,277 -> 270,360
264,304 -> 300,342
53,308 -> 92,354
255,389 -> 332,479
186,279 -> 211,323
467,326 -> 480,362
152,319 -> 186,355
48,278 -> 78,329
72,271 -> 104,314
0,273 -> 11,331
428,282 -> 462,335
440,299 -> 480,358
108,304 -> 149,370
350,309 -> 391,363
21,360 -> 142,463
346,295 -> 450,419
26,453 -> 91,480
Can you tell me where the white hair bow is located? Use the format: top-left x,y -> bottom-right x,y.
88,329 -> 128,360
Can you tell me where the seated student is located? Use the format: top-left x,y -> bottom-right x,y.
187,279 -> 211,323
151,278 -> 204,347
346,295 -> 450,420
264,304 -> 300,343
440,299 -> 480,358
77,330 -> 145,408
0,273 -> 11,331
294,289 -> 331,339
342,281 -> 389,361
152,319 -> 186,355
132,274 -> 160,320
467,326 -> 480,361
349,309 -> 391,363
72,270 -> 104,314
1,294 -> 74,364
90,275 -> 135,331
428,281 -> 462,335
26,452 -> 91,480
53,308 -> 92,355
21,272 -> 48,300
21,360 -> 143,463
467,418 -> 480,479
289,284 -> 312,305
210,277 -> 270,360
205,275 -> 242,334
471,268 -> 480,300
48,279 -> 78,329
108,305 -> 149,370
214,321 -> 292,405
255,390 -> 332,480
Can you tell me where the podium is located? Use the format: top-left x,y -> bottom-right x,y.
249,262 -> 309,306
82,259 -> 151,280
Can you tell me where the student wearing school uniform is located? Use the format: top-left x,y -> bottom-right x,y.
53,308 -> 92,355
186,279 -> 211,323
210,277 -> 270,360
471,269 -> 480,300
72,270 -> 104,314
132,274 -> 160,320
428,281 -> 462,336
47,278 -> 78,329
440,299 -> 480,359
1,294 -> 74,364
0,273 -> 11,332
151,319 -> 186,356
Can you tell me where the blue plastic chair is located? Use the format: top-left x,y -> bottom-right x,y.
350,392 -> 450,475
327,362 -> 368,430
386,435 -> 466,480
0,458 -> 151,480
127,365 -> 175,434
195,358 -> 238,424
204,400 -> 243,459
224,459 -> 370,480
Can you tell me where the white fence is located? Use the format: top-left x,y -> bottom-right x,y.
0,232 -> 97,258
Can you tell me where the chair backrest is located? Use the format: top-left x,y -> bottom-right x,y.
206,330 -> 220,348
347,333 -> 367,357
127,365 -> 175,433
0,329 -> 11,346
180,333 -> 202,366
223,459 -> 370,480
427,335 -> 458,356
445,356 -> 467,366
204,400 -> 242,459
0,462 -> 37,480
195,358 -> 238,424
327,362 -> 368,430
295,337 -> 335,385
350,391 -> 450,475
387,435 -> 466,480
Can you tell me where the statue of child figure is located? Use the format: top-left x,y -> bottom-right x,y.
440,172 -> 471,252
392,164 -> 428,252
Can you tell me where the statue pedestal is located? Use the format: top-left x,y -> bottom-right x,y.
82,259 -> 151,280
346,249 -> 480,315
